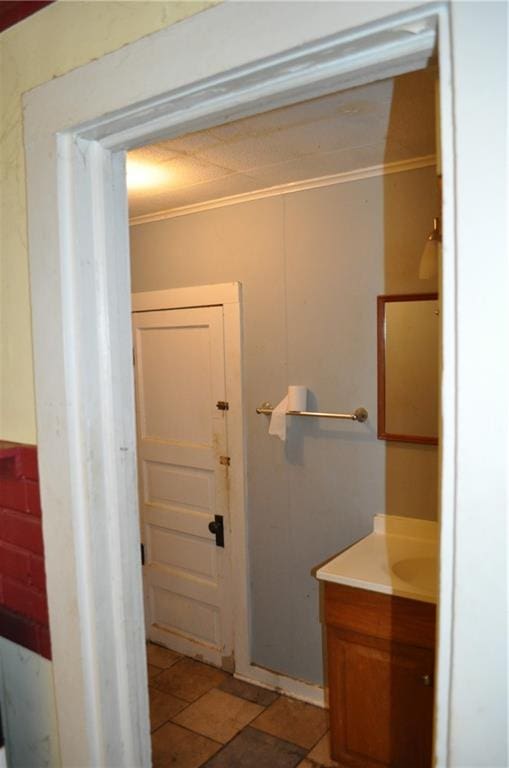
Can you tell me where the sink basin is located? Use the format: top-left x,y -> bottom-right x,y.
391,556 -> 437,593
316,515 -> 439,602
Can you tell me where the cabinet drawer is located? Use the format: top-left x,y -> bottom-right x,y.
324,582 -> 436,649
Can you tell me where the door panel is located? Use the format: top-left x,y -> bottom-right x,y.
148,526 -> 217,579
133,306 -> 231,666
145,462 -> 213,509
151,588 -> 220,646
137,324 -> 212,444
143,442 -> 213,470
145,503 -> 214,541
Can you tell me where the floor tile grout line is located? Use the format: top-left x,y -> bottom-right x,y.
167,687 -> 270,746
151,685 -> 290,763
148,683 -> 192,708
192,724 -> 246,768
147,643 -> 331,765
150,680 -> 328,751
153,717 -> 286,768
151,673 -> 277,713
151,702 -> 327,766
148,658 -> 184,672
194,724 -> 307,768
247,722 -> 322,754
160,719 -> 225,747
248,710 -> 329,749
150,679 -> 262,739
197,725 -> 313,768
150,713 -> 226,758
300,724 -> 331,754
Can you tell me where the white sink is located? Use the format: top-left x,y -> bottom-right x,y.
316,515 -> 439,603
391,556 -> 437,593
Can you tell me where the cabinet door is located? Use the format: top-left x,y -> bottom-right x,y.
328,628 -> 434,768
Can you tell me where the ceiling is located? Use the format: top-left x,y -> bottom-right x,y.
127,68 -> 436,221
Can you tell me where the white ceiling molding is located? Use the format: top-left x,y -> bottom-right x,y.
126,70 -> 436,220
129,153 -> 436,226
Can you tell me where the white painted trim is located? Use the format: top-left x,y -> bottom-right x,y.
24,2 -> 509,765
132,283 -> 250,678
433,7 -> 456,766
131,282 -> 240,312
235,665 -> 325,709
129,155 -> 436,226
221,296 -> 252,679
436,5 -> 508,766
89,8 -> 438,153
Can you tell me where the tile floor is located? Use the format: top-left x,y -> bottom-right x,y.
147,643 -> 340,768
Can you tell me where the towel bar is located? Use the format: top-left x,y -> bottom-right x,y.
256,402 -> 368,422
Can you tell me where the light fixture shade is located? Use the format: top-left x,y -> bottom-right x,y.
419,239 -> 439,279
126,159 -> 171,190
419,217 -> 441,280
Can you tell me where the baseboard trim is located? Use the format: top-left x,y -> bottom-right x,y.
234,663 -> 326,708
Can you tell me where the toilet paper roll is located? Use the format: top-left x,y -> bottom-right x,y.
287,385 -> 308,412
268,395 -> 288,441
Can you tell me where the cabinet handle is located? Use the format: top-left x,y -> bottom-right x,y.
421,674 -> 433,687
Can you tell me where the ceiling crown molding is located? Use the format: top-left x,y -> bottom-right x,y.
129,154 -> 436,226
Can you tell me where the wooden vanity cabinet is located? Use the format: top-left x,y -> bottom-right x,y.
324,582 -> 436,768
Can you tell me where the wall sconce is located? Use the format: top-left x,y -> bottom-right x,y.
419,216 -> 441,280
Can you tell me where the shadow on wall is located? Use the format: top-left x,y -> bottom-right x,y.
382,68 -> 440,524
382,68 -> 440,768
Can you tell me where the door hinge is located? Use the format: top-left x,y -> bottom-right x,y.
132,348 -> 136,366
141,543 -> 145,565
216,401 -> 229,411
219,456 -> 231,466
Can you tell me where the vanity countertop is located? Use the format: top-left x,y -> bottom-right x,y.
316,514 -> 438,604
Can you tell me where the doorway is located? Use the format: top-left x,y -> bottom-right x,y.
25,3 -> 494,766
128,63 -> 439,690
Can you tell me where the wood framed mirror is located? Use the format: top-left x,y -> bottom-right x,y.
377,293 -> 439,445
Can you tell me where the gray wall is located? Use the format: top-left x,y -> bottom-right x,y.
130,165 -> 436,685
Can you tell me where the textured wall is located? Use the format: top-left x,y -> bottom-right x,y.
0,0 -> 215,444
130,165 -> 437,684
0,3 -> 216,764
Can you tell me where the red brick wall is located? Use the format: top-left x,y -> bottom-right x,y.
0,442 -> 51,659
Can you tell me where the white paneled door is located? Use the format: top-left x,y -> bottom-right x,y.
133,306 -> 233,668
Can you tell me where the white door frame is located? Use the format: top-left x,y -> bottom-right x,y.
22,2 -> 508,767
132,282 -> 248,672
